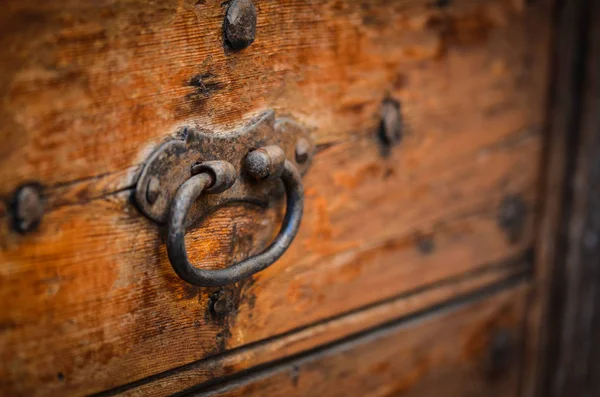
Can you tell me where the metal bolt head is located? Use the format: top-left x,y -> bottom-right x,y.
212,296 -> 229,315
245,150 -> 271,179
416,234 -> 435,255
146,176 -> 161,204
12,184 -> 44,233
486,329 -> 514,379
295,138 -> 311,164
224,0 -> 257,50
498,195 -> 527,244
245,145 -> 285,180
380,99 -> 402,146
209,289 -> 231,318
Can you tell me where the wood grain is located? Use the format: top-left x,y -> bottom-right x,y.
1,127 -> 539,396
191,283 -> 530,397
109,257 -> 529,396
0,0 -> 549,198
0,0 -> 551,395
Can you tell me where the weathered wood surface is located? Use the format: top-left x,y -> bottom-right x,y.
0,131 -> 538,396
0,0 -> 549,202
109,259 -> 529,396
0,0 -> 551,395
190,283 -> 530,397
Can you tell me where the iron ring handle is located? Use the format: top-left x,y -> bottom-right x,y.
166,154 -> 304,287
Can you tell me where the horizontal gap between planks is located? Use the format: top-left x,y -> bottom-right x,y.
0,123 -> 539,219
181,267 -> 532,396
93,249 -> 533,397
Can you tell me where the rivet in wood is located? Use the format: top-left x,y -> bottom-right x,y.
212,297 -> 228,315
416,234 -> 435,255
224,0 -> 257,50
379,98 -> 403,147
12,184 -> 44,233
486,329 -> 514,379
498,195 -> 527,244
210,289 -> 231,317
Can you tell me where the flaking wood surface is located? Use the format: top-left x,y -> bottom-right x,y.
194,284 -> 530,397
0,0 -> 551,395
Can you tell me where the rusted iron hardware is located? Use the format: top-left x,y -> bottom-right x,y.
224,0 -> 257,50
135,110 -> 314,287
498,194 -> 527,244
379,98 -> 402,146
11,183 -> 44,234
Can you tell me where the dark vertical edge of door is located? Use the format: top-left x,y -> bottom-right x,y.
525,0 -> 600,396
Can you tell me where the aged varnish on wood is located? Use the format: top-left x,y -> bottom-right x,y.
0,0 -> 554,396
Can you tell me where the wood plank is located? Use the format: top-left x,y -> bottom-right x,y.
0,127 -> 540,397
103,257 -> 529,396
188,282 -> 530,397
0,0 -> 551,395
0,127 -> 538,395
0,0 -> 549,197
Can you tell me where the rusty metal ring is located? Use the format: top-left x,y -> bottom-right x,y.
166,160 -> 304,287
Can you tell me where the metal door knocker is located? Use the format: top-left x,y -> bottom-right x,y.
134,111 -> 313,287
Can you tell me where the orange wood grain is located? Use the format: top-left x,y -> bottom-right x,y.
0,0 -> 549,196
192,283 -> 530,397
116,262 -> 529,396
0,0 -> 552,395
0,128 -> 540,395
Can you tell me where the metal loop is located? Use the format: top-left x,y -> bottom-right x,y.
166,160 -> 304,287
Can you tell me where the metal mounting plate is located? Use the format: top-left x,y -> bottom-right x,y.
135,110 -> 314,224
